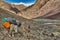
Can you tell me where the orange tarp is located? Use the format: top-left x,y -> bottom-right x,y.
3,21 -> 11,29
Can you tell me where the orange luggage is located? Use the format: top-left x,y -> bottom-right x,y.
3,21 -> 11,29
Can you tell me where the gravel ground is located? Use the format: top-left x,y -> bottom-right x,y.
0,8 -> 60,40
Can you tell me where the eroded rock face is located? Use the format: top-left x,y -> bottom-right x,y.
21,0 -> 60,19
0,0 -> 60,19
36,0 -> 60,19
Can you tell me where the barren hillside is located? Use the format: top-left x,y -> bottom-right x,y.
0,0 -> 60,19
0,0 -> 60,40
0,8 -> 60,40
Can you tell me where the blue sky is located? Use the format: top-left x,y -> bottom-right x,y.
3,0 -> 36,3
3,0 -> 37,6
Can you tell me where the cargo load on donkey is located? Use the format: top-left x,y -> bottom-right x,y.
2,17 -> 21,33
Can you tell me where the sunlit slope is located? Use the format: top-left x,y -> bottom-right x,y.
0,0 -> 60,19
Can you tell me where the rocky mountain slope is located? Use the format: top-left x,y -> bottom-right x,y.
0,0 -> 60,40
0,0 -> 60,19
0,8 -> 60,40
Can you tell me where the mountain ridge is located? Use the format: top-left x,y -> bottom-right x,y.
0,0 -> 60,19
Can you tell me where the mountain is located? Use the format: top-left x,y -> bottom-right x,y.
0,0 -> 60,19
